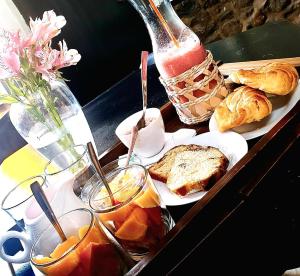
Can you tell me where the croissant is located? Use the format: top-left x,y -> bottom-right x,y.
214,86 -> 272,132
229,62 -> 299,95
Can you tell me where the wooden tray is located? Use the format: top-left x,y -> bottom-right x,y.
98,91 -> 300,276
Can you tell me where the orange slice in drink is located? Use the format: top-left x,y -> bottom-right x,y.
32,256 -> 54,265
34,236 -> 80,276
78,225 -> 109,248
46,251 -> 80,276
50,235 -> 79,259
134,185 -> 160,208
115,207 -> 148,241
99,203 -> 135,223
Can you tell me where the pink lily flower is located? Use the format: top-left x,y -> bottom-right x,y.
0,10 -> 80,82
2,52 -> 21,75
54,40 -> 81,70
29,10 -> 66,45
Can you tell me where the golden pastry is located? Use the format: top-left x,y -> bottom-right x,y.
214,86 -> 272,132
229,62 -> 299,95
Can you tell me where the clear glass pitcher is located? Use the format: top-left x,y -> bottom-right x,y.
127,0 -> 207,78
127,0 -> 228,125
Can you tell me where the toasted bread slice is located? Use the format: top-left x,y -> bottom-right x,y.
166,146 -> 229,196
148,144 -> 203,182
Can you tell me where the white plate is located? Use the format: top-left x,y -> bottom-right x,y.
151,131 -> 248,206
209,83 -> 300,140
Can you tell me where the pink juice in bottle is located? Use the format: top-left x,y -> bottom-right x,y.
156,38 -> 207,79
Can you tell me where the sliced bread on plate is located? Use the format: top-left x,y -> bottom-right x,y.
166,146 -> 229,196
148,144 -> 203,182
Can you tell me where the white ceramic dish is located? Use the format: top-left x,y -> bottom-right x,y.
209,83 -> 300,140
115,108 -> 165,157
151,131 -> 248,206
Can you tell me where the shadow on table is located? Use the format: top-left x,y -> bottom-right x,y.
0,114 -> 26,165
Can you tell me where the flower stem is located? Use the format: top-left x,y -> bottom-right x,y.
5,77 -> 83,165
38,84 -> 78,156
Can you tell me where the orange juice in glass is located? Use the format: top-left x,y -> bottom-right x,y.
31,208 -> 128,276
89,163 -> 174,261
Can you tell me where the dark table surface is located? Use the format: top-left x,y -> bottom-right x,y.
5,20 -> 300,275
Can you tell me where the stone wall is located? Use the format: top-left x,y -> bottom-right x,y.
174,0 -> 300,44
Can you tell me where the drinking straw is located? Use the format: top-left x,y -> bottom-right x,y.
148,0 -> 179,48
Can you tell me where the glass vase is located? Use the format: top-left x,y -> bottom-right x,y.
8,80 -> 97,161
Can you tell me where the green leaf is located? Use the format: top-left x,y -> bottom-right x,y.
6,80 -> 24,97
0,94 -> 19,104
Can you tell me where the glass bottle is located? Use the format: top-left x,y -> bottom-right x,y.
127,0 -> 207,79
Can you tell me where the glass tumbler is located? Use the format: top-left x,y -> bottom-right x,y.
89,163 -> 175,261
0,176 -> 49,263
31,208 -> 128,276
44,144 -> 100,204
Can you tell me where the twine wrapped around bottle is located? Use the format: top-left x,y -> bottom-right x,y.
159,51 -> 228,125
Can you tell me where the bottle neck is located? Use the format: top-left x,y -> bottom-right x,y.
128,0 -> 187,51
128,0 -> 207,78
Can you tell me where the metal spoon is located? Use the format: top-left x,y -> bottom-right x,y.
124,52 -> 148,166
87,142 -> 115,205
136,51 -> 148,130
124,125 -> 138,167
30,181 -> 67,242
86,146 -> 136,269
31,182 -> 135,269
